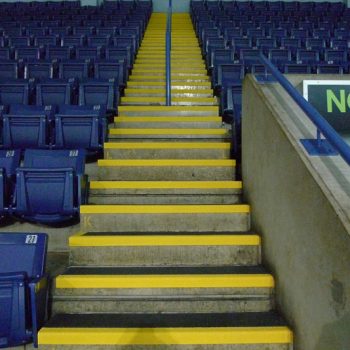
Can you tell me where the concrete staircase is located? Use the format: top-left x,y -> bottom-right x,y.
38,13 -> 293,349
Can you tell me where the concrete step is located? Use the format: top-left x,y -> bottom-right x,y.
120,96 -> 218,106
118,105 -> 219,116
88,180 -> 241,204
130,70 -> 207,77
129,75 -> 210,82
38,312 -> 292,349
114,116 -> 222,129
132,62 -> 205,68
52,266 -> 274,314
131,68 -> 207,74
103,142 -> 230,159
80,204 -> 248,232
124,88 -> 213,98
108,128 -> 229,141
68,232 -> 261,267
126,81 -> 212,89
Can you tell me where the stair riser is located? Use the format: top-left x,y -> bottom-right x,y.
126,84 -> 211,90
129,77 -> 210,82
124,92 -> 212,98
52,297 -> 272,314
80,212 -> 249,233
118,108 -> 218,116
96,166 -> 235,181
103,149 -> 230,159
69,245 -> 261,267
88,193 -> 241,205
120,100 -> 217,107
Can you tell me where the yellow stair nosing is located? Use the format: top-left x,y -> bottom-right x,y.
114,116 -> 220,122
55,274 -> 275,289
104,142 -> 230,150
69,232 -> 259,247
80,204 -> 246,214
38,326 -> 293,345
108,128 -> 227,135
118,106 -> 218,111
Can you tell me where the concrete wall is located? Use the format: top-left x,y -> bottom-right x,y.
242,74 -> 350,350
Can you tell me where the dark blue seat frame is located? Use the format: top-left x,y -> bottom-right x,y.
0,232 -> 48,348
14,149 -> 87,224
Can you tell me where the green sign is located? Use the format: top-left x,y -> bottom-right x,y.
303,81 -> 350,134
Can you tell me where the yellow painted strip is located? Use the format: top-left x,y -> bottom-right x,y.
56,274 -> 274,289
114,116 -> 220,122
69,234 -> 259,247
39,327 -> 293,345
97,159 -> 235,167
119,106 -> 218,112
80,204 -> 248,214
90,180 -> 241,189
104,142 -> 230,149
109,128 -> 227,135
124,89 -> 212,94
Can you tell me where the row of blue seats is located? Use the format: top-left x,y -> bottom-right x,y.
0,148 -> 87,224
0,104 -> 106,153
0,60 -> 127,85
0,79 -> 119,112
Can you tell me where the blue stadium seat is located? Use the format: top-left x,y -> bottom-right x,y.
13,149 -> 87,223
24,62 -> 53,80
0,232 -> 48,347
316,64 -> 344,74
330,38 -> 349,50
87,35 -> 112,47
256,38 -> 277,55
96,27 -> 118,36
8,36 -> 32,47
232,38 -> 252,59
240,49 -> 262,68
0,48 -> 13,60
94,62 -> 125,88
0,81 -> 30,105
2,105 -> 53,149
284,64 -> 311,74
46,46 -> 74,61
113,36 -> 136,59
58,61 -> 90,80
0,62 -> 18,79
280,38 -> 302,58
79,79 -> 118,113
72,27 -> 95,36
36,80 -> 74,106
27,28 -> 48,37
61,35 -> 86,47
324,49 -> 348,65
296,49 -> 320,65
33,36 -> 60,47
0,150 -> 20,218
268,49 -> 292,68
76,47 -> 103,61
216,64 -> 244,94
54,104 -> 107,152
15,47 -> 43,60
105,48 -> 132,70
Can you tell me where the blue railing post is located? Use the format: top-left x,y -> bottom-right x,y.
259,54 -> 350,165
165,0 -> 172,106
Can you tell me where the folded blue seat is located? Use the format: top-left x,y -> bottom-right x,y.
0,232 -> 49,347
284,64 -> 311,74
58,61 -> 90,80
13,148 -> 87,224
61,35 -> 86,47
15,47 -> 43,60
0,150 -> 20,218
46,46 -> 74,61
94,61 -> 126,88
0,62 -> 18,79
76,46 -> 103,61
0,81 -> 30,105
105,47 -> 132,70
33,36 -> 60,47
8,36 -> 32,47
24,62 -> 53,80
54,104 -> 106,153
36,79 -> 75,106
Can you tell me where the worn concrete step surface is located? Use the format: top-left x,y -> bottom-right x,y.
124,88 -> 213,97
80,204 -> 249,233
68,232 -> 261,267
38,312 -> 292,349
118,105 -> 219,116
129,75 -> 210,82
103,142 -> 230,159
52,266 -> 274,314
120,96 -> 218,106
96,159 -> 235,181
108,128 -> 229,141
114,116 -> 222,129
88,180 -> 241,204
130,71 -> 207,77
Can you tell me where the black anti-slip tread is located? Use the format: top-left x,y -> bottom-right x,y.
63,266 -> 267,275
45,311 -> 287,328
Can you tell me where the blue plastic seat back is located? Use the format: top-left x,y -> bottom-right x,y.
87,36 -> 111,47
0,62 -> 18,79
55,105 -> 104,150
305,38 -> 326,51
8,36 -> 31,47
24,62 -> 52,79
317,64 -> 344,74
218,64 -> 244,88
59,62 -> 90,80
297,49 -> 320,64
256,38 -> 277,54
284,64 -> 311,74
324,49 -> 347,64
0,232 -> 47,278
232,38 -> 252,57
0,149 -> 21,177
27,28 -> 48,37
0,48 -> 12,60
46,47 -> 72,60
251,64 -> 268,75
73,27 -> 95,36
269,49 -> 292,64
3,28 -> 24,37
48,27 -> 69,36
76,47 -> 101,61
34,36 -> 59,47
36,81 -> 72,106
15,47 -> 41,60
105,48 -> 131,69
61,35 -> 86,47
94,62 -> 124,86
313,29 -> 331,40
79,79 -> 116,111
240,49 -> 262,65
0,82 -> 29,105
96,27 -> 118,36
330,39 -> 349,50
23,149 -> 85,175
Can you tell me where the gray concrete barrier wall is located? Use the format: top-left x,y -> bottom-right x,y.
242,74 -> 350,350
